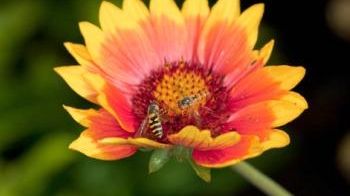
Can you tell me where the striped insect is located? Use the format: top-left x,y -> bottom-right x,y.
177,92 -> 226,128
178,91 -> 210,110
177,92 -> 211,126
136,101 -> 163,139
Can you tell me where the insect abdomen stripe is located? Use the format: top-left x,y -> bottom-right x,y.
152,127 -> 163,137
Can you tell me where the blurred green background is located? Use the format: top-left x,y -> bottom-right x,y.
0,0 -> 349,195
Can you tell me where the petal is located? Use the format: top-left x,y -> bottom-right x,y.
122,0 -> 150,23
99,137 -> 171,149
79,22 -> 105,66
148,0 -> 187,62
261,129 -> 290,150
192,135 -> 261,168
202,0 -> 240,32
127,138 -> 171,149
280,91 -> 308,109
150,0 -> 184,25
82,71 -> 106,93
199,22 -> 253,74
263,65 -> 306,90
230,65 -> 306,109
197,2 -> 262,85
97,84 -> 136,133
64,42 -> 93,67
63,105 -> 96,127
227,99 -> 307,138
69,130 -> 137,160
98,1 -> 161,89
236,3 -> 264,49
256,39 -> 274,64
99,1 -> 138,33
100,31 -> 160,88
227,101 -> 276,138
182,0 -> 209,18
182,0 -> 209,60
168,126 -> 241,150
231,66 -> 281,105
198,0 -> 252,72
63,106 -> 131,138
54,66 -> 98,103
269,99 -> 307,127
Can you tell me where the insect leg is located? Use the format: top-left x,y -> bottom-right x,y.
193,110 -> 202,127
135,117 -> 148,137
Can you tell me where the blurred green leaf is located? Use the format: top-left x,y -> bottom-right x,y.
149,149 -> 171,174
188,159 -> 211,183
0,132 -> 76,196
0,0 -> 43,76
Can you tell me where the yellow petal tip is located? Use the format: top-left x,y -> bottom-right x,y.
254,3 -> 265,10
63,42 -> 71,48
78,21 -> 97,33
100,1 -> 117,12
262,130 -> 290,150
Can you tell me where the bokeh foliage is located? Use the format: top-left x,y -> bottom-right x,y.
0,0 -> 294,195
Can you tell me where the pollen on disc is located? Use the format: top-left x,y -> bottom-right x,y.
132,61 -> 232,138
152,64 -> 209,115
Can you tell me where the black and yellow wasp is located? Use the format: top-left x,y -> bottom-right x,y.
137,101 -> 163,139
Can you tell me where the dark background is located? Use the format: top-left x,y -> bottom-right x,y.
0,0 -> 349,195
259,0 -> 350,195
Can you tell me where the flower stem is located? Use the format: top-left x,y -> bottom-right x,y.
232,161 -> 293,196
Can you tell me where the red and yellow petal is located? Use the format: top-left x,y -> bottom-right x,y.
182,0 -> 209,20
150,0 -> 184,25
97,1 -> 162,90
227,98 -> 307,139
182,0 -> 209,60
269,99 -> 307,127
63,106 -> 97,127
97,84 -> 136,133
192,135 -> 261,168
81,71 -> 106,93
64,42 -> 93,67
192,129 -> 290,168
69,130 -> 137,160
198,1 -> 265,79
147,0 -> 187,62
99,137 -> 171,149
263,65 -> 306,90
280,91 -> 308,109
255,39 -> 275,64
198,1 -> 259,83
64,106 -> 132,138
236,3 -> 264,49
122,0 -> 150,23
79,22 -> 105,66
200,21 -> 252,74
54,66 -> 101,103
66,105 -> 136,160
201,0 -> 240,36
168,126 -> 241,150
261,129 -> 290,151
99,1 -> 139,34
230,65 -> 306,109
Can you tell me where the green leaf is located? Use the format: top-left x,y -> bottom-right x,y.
189,159 -> 211,183
139,147 -> 153,152
149,149 -> 171,174
172,145 -> 190,162
0,132 -> 76,196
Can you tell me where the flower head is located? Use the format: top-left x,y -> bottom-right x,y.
55,0 -> 307,180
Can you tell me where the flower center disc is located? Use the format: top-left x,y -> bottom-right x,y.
132,62 -> 231,141
153,62 -> 210,116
